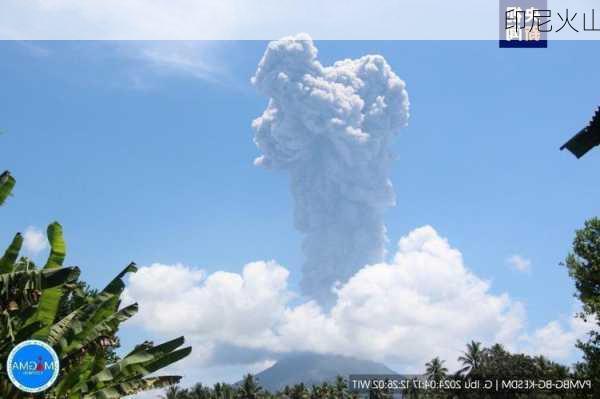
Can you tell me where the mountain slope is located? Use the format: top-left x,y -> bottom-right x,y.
251,352 -> 397,393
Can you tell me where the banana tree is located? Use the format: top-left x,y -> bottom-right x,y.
0,223 -> 192,398
1,173 -> 191,398
0,223 -> 191,399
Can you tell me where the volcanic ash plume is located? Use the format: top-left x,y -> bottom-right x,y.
252,34 -> 410,307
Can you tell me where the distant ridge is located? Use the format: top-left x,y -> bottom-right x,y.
248,352 -> 397,393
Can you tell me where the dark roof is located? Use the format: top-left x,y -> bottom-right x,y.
561,106 -> 600,158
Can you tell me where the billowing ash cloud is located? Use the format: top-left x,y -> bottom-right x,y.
251,33 -> 410,306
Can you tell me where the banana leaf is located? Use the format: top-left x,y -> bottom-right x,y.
0,170 -> 15,206
0,233 -> 23,273
29,222 -> 68,339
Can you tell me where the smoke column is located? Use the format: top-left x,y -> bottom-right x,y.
252,34 -> 410,307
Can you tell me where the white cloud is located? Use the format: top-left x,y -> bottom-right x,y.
124,226 -> 547,374
119,41 -> 227,84
521,312 -> 596,361
15,41 -> 229,89
1,0 -> 592,40
0,0 -> 237,40
22,226 -> 48,255
506,254 -> 532,273
124,260 -> 291,349
0,0 -> 539,40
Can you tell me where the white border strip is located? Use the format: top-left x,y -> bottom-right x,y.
0,0 -> 598,40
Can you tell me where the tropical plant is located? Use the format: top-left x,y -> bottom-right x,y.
0,172 -> 192,398
160,385 -> 188,399
333,376 -> 348,399
237,374 -> 263,399
564,217 -> 600,396
0,170 -> 15,206
457,340 -> 482,377
289,382 -> 309,399
424,357 -> 447,381
438,342 -> 587,398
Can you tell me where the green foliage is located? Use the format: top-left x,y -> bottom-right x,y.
0,168 -> 191,398
162,342 -> 589,399
432,343 -> 582,399
1,267 -> 80,346
424,357 -> 447,381
564,217 -> 600,397
0,233 -> 23,273
0,170 -> 15,206
0,223 -> 192,398
29,222 -> 68,339
157,376 -> 351,399
564,217 -> 600,321
238,374 -> 263,399
457,340 -> 482,377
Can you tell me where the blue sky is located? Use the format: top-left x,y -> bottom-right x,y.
1,40 -> 599,380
